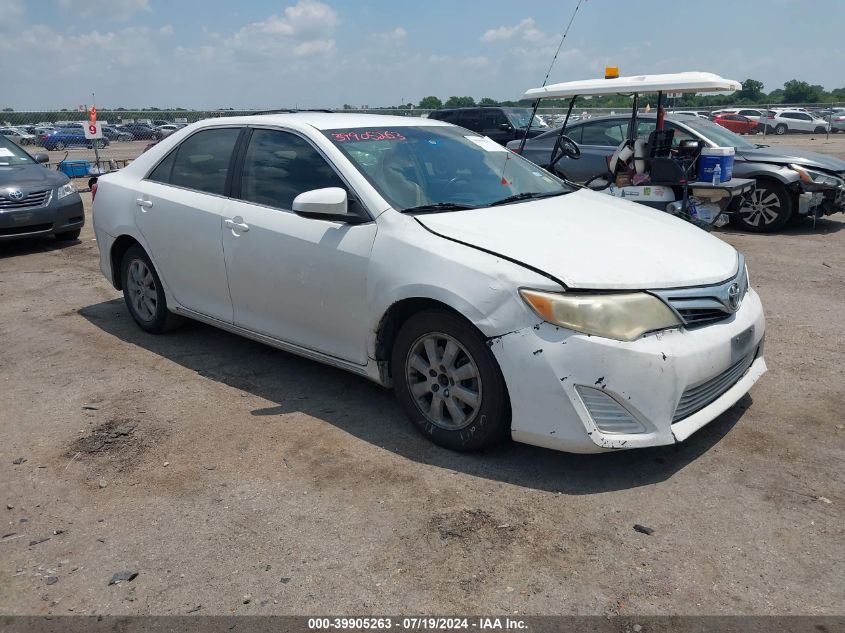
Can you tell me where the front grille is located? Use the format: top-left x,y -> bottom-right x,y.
0,189 -> 51,210
653,255 -> 748,330
0,222 -> 52,236
672,351 -> 756,423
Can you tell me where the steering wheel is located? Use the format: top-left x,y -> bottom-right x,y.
549,134 -> 581,168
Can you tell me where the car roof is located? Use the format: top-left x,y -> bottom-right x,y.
188,112 -> 453,131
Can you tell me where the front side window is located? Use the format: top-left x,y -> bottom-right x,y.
150,127 -> 240,195
324,126 -> 571,211
481,109 -> 509,131
582,119 -> 628,146
239,128 -> 345,210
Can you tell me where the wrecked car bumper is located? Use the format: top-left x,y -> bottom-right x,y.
490,288 -> 767,453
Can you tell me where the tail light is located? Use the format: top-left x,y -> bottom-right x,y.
510,147 -> 522,154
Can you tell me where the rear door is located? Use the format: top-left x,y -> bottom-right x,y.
480,109 -> 513,145
135,126 -> 242,322
457,109 -> 482,135
221,127 -> 377,364
562,119 -> 629,182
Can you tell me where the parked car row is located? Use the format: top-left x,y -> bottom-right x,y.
0,121 -> 190,148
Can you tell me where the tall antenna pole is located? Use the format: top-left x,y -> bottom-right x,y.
517,0 -> 585,155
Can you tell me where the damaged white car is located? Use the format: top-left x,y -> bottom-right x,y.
92,114 -> 767,453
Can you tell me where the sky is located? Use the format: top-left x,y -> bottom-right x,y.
0,0 -> 842,110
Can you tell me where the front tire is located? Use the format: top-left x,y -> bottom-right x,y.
120,245 -> 184,334
392,310 -> 510,451
732,180 -> 793,232
54,141 -> 66,150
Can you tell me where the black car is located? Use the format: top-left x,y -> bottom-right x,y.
101,125 -> 134,142
509,114 -> 845,232
427,106 -> 550,145
0,136 -> 84,241
116,123 -> 162,140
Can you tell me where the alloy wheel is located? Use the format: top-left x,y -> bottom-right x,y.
741,187 -> 782,226
126,258 -> 158,322
405,332 -> 482,431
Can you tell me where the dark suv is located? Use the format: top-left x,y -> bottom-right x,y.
116,123 -> 162,140
427,106 -> 549,145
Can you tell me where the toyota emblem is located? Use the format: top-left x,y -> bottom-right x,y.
8,190 -> 24,201
727,282 -> 741,311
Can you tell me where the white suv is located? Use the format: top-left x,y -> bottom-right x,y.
764,110 -> 831,135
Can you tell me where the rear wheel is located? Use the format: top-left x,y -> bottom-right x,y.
774,124 -> 787,135
120,245 -> 184,334
54,141 -> 66,150
732,180 -> 793,232
392,310 -> 510,451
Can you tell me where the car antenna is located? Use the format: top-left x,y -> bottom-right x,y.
516,0 -> 586,156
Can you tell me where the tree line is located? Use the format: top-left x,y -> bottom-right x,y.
409,79 -> 845,110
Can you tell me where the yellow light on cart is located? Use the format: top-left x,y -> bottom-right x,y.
605,66 -> 619,79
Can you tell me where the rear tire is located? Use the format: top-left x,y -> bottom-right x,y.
54,141 -> 66,150
732,180 -> 793,232
120,245 -> 184,334
774,124 -> 787,135
391,309 -> 510,452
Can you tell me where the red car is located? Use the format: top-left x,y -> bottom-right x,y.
712,114 -> 759,135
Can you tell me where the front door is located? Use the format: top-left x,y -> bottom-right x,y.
221,128 -> 377,364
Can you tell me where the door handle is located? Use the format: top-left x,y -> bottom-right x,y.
224,218 -> 250,232
136,198 -> 153,209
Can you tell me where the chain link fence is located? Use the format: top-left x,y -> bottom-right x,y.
2,103 -> 843,179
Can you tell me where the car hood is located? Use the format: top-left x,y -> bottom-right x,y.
415,189 -> 738,290
738,145 -> 845,173
0,163 -> 68,189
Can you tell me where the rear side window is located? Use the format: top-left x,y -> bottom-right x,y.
151,128 -> 240,195
457,109 -> 481,131
429,110 -> 456,123
238,129 -> 345,210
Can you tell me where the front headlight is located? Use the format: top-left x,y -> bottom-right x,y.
790,164 -> 844,187
520,289 -> 681,342
56,182 -> 76,200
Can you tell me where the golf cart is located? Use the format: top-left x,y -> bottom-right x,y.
517,71 -> 756,229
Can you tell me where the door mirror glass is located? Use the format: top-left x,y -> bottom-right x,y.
292,187 -> 349,219
34,153 -> 49,164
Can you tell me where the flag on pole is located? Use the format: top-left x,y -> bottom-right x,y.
89,105 -> 97,124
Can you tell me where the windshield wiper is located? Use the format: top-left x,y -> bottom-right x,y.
488,191 -> 565,207
401,202 -> 477,214
756,144 -> 770,148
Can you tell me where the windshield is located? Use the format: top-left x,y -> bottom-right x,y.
0,136 -> 35,165
679,117 -> 758,150
503,108 -> 550,129
324,126 -> 570,211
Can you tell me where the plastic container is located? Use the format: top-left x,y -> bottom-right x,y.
58,160 -> 92,178
697,147 -> 734,183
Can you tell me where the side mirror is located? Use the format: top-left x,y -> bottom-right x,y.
293,187 -> 363,223
498,123 -> 514,132
34,153 -> 49,164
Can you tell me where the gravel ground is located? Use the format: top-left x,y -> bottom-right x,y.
1,165 -> 844,617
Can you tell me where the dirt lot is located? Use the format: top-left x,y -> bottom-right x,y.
1,168 -> 844,616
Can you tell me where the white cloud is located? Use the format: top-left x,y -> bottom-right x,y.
0,0 -> 24,25
159,24 -> 174,36
480,18 -> 546,44
55,0 -> 150,21
373,26 -> 407,44
223,0 -> 338,61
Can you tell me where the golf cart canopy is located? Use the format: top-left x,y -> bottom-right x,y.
521,72 -> 741,100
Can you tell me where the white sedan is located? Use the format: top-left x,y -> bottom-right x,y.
92,113 -> 766,453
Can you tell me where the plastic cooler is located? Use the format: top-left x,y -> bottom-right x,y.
58,160 -> 92,178
697,147 -> 734,182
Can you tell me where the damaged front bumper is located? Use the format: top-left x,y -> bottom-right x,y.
797,181 -> 845,218
489,289 -> 767,453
